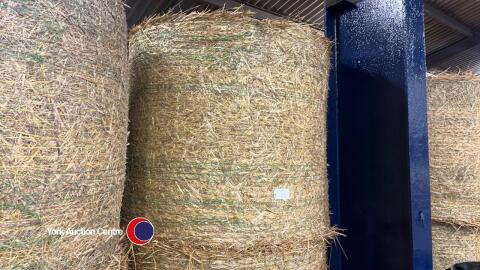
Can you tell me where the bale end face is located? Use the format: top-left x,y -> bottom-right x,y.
428,74 -> 480,269
124,11 -> 335,269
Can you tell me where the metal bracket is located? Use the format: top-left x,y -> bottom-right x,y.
326,0 -> 362,8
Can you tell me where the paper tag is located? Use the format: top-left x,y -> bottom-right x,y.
273,188 -> 290,200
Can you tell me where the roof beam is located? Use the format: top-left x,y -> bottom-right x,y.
201,0 -> 281,19
424,3 -> 472,37
427,35 -> 480,67
425,2 -> 480,67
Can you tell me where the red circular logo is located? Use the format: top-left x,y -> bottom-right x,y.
126,217 -> 154,245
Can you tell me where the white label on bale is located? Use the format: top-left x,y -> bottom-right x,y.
274,188 -> 290,200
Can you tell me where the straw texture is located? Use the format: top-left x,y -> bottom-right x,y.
0,0 -> 129,269
124,11 -> 334,269
428,74 -> 480,270
432,224 -> 480,270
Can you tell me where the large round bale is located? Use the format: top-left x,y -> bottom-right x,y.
431,224 -> 480,269
0,0 -> 129,269
124,11 -> 334,269
427,74 -> 480,269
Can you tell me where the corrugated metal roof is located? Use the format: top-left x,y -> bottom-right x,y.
437,43 -> 480,72
239,0 -> 325,28
425,14 -> 465,54
425,0 -> 480,73
427,0 -> 480,32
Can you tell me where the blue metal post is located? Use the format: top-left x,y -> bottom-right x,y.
326,1 -> 433,269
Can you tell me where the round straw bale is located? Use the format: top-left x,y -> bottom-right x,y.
0,0 -> 129,269
432,224 -> 480,270
124,11 -> 334,269
427,74 -> 480,269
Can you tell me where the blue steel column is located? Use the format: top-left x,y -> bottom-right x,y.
326,1 -> 432,269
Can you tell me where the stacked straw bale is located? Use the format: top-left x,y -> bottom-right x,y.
124,11 -> 334,269
0,0 -> 129,269
428,74 -> 480,269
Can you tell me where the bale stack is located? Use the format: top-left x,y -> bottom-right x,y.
427,74 -> 480,269
0,0 -> 129,269
124,11 -> 335,269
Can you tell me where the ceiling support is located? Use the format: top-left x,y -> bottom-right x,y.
326,1 -> 432,269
